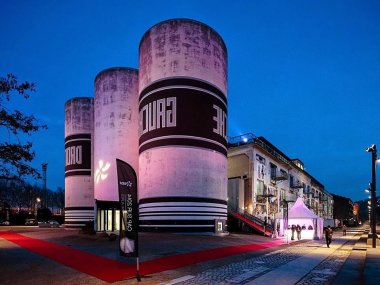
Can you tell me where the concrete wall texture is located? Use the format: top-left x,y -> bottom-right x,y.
94,67 -> 139,202
64,18 -> 228,232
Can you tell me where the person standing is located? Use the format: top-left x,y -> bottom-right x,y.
263,216 -> 267,236
296,224 -> 302,240
291,225 -> 296,240
325,225 -> 333,247
342,224 -> 347,236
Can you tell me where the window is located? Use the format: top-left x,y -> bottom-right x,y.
270,163 -> 277,179
289,175 -> 294,187
280,189 -> 285,201
257,163 -> 265,180
256,154 -> 266,164
256,154 -> 266,180
257,180 -> 264,196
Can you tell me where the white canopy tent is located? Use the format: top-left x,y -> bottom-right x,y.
276,198 -> 323,239
287,197 -> 324,240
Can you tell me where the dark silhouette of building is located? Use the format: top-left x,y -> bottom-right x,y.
332,194 -> 354,226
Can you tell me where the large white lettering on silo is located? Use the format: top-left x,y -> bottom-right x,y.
139,78 -> 227,155
140,97 -> 177,135
212,104 -> 227,139
64,134 -> 91,177
65,145 -> 82,166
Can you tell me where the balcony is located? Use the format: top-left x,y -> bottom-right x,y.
290,181 -> 303,189
227,133 -> 256,147
270,169 -> 288,183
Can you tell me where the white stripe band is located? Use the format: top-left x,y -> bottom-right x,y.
139,134 -> 227,151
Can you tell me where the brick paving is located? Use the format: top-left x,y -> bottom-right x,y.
170,232 -> 361,285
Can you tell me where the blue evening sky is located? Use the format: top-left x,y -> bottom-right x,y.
1,0 -> 379,202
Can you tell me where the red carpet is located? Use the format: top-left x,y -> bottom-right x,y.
0,231 -> 282,283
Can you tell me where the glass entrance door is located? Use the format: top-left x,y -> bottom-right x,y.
96,201 -> 120,232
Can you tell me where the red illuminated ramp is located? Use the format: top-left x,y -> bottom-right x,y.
229,210 -> 272,237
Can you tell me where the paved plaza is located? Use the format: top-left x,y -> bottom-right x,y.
0,226 -> 379,285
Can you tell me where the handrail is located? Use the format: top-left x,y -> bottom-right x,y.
230,208 -> 274,233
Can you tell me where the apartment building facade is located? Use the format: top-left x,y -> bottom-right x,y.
227,134 -> 333,227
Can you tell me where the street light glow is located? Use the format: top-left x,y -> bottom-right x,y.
366,144 -> 376,152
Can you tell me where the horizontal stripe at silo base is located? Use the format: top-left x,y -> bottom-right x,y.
64,207 -> 94,227
139,196 -> 227,232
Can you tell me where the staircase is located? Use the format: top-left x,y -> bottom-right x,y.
228,209 -> 273,237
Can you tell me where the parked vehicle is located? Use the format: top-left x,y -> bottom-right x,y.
25,219 -> 38,226
47,220 -> 60,228
38,219 -> 60,228
0,219 -> 10,226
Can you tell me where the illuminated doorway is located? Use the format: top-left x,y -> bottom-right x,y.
96,201 -> 120,232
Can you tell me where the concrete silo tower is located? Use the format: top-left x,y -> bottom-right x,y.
138,19 -> 228,232
93,67 -> 139,232
64,97 -> 94,227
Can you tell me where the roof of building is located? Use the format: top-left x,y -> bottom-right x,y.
227,133 -> 325,189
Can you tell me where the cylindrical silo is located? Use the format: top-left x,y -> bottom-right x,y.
64,97 -> 94,227
138,19 -> 228,232
94,67 -> 139,232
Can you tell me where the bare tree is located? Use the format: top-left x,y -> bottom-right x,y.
0,73 -> 47,181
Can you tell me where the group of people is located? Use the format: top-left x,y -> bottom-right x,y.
290,224 -> 336,248
290,224 -> 314,240
290,224 -> 303,240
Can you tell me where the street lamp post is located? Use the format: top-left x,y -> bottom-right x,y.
41,163 -> 48,208
365,184 -> 372,231
368,205 -> 371,229
366,144 -> 377,248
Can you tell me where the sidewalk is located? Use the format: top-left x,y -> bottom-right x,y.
244,227 -> 380,285
154,226 -> 380,285
332,227 -> 380,285
247,227 -> 380,285
167,229 -> 362,285
245,244 -> 338,285
364,246 -> 380,285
